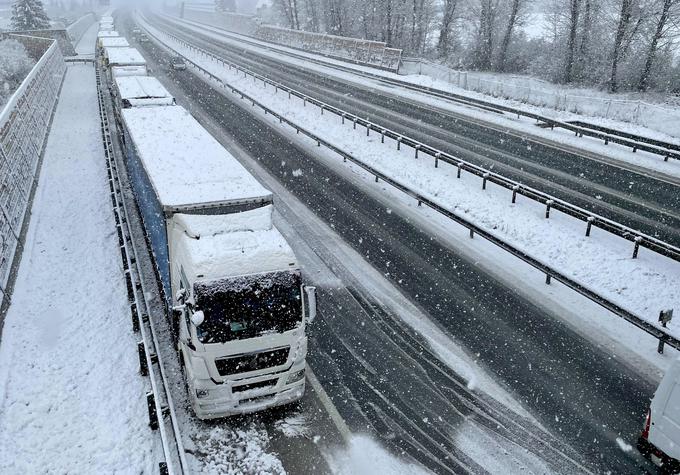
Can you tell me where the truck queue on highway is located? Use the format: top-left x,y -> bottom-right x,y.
98,17 -> 317,420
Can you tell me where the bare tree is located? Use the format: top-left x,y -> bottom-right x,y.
474,0 -> 496,70
275,0 -> 300,29
436,0 -> 458,57
638,0 -> 677,89
609,0 -> 633,92
576,0 -> 592,79
497,0 -> 522,72
564,0 -> 581,82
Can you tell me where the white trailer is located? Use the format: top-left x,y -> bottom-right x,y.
104,47 -> 148,78
99,37 -> 129,49
97,30 -> 119,39
120,105 -> 316,419
113,76 -> 175,109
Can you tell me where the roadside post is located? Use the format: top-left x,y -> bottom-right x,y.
658,309 -> 674,354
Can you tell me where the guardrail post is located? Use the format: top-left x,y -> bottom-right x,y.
586,217 -> 595,236
512,185 -> 519,203
482,173 -> 489,190
381,130 -> 386,143
130,303 -> 139,333
138,341 -> 148,376
415,144 -> 421,158
469,229 -> 474,239
303,98 -> 307,107
633,236 -> 642,259
435,152 -> 440,168
397,137 -> 402,150
353,118 -> 357,130
545,200 -> 553,218
320,106 -> 324,115
457,163 -> 462,178
147,392 -> 159,430
545,274 -> 551,284
658,309 -> 673,354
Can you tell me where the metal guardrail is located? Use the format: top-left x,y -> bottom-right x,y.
143,16 -> 680,265
139,18 -> 680,351
567,120 -> 680,155
0,39 -> 65,308
95,61 -> 188,475
161,13 -> 679,162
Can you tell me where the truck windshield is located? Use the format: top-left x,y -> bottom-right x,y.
194,271 -> 302,344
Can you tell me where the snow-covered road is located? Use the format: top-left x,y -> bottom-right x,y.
75,21 -> 98,57
0,64 -> 155,473
138,17 -> 680,353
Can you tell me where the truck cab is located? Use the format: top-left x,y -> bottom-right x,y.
169,207 -> 316,419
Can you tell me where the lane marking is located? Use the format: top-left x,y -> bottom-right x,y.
307,366 -> 352,444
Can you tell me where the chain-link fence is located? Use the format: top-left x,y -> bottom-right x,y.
400,59 -> 680,138
0,38 -> 66,306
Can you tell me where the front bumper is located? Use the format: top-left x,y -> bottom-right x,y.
190,369 -> 306,420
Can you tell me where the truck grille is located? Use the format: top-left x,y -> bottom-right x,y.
232,379 -> 277,393
215,347 -> 290,376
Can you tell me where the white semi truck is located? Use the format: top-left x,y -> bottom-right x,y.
120,105 -> 317,419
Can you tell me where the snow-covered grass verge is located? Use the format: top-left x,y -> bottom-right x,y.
156,13 -> 680,178
0,64 -> 156,472
138,16 -> 680,347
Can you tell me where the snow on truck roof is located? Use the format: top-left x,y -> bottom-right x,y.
121,106 -> 271,211
105,47 -> 146,66
97,31 -> 119,38
173,206 -> 298,281
100,37 -> 129,48
115,76 -> 173,104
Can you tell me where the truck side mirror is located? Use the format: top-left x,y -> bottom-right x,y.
176,288 -> 187,303
191,310 -> 205,327
304,286 -> 317,324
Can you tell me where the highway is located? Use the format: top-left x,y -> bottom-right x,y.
149,13 -> 680,249
123,13 -> 658,473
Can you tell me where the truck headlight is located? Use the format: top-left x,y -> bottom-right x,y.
286,368 -> 305,384
196,389 -> 209,399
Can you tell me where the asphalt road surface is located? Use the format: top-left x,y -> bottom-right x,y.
123,14 -> 657,474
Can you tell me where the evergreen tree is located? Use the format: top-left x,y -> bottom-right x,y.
11,0 -> 51,31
